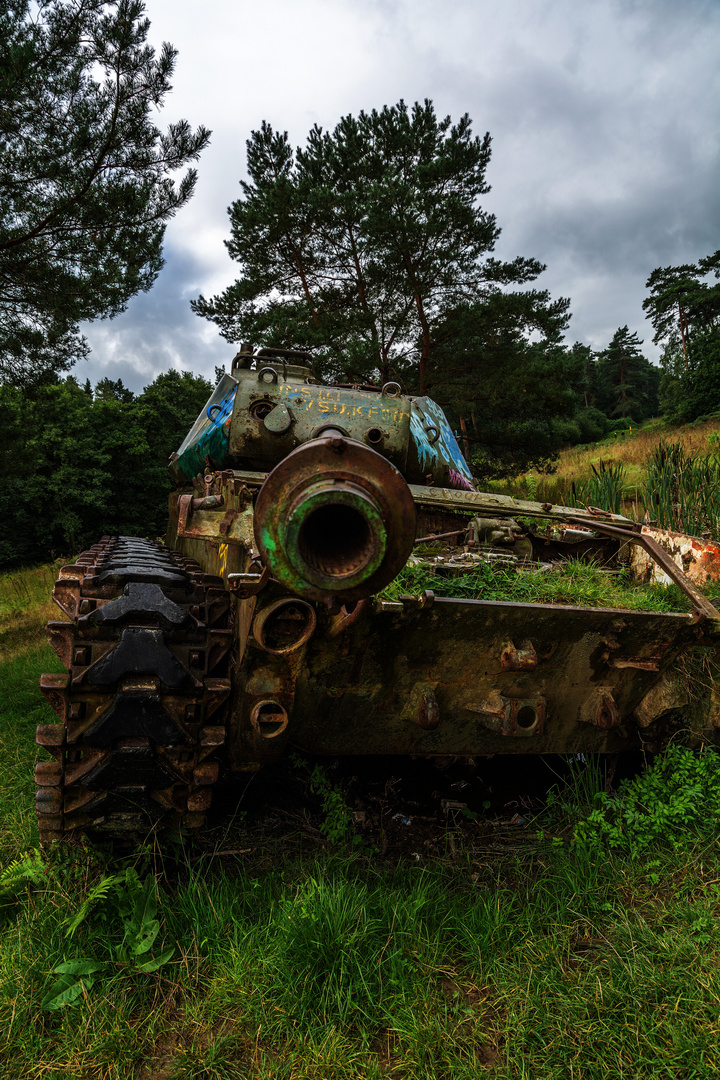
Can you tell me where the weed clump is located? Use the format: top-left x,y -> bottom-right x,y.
383,556 -> 692,613
573,745 -> 720,857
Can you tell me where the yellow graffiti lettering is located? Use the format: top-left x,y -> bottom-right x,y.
218,542 -> 229,576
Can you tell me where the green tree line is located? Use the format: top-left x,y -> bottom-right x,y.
0,371 -> 211,567
644,252 -> 720,422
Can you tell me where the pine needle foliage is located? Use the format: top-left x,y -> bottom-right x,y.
0,0 -> 210,384
192,100 -> 549,392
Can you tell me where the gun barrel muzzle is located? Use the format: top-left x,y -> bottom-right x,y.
254,436 -> 416,602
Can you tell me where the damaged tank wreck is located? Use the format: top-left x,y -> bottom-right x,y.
36,345 -> 720,843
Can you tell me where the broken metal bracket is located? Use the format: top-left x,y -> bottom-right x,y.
567,516 -> 720,623
466,691 -> 546,736
227,564 -> 270,598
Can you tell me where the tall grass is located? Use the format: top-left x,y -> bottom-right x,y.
0,562 -> 62,662
497,425 -> 720,540
642,440 -> 720,537
568,459 -> 626,515
495,417 -> 720,516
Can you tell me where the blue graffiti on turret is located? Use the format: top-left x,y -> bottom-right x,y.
409,398 -> 475,490
173,374 -> 238,480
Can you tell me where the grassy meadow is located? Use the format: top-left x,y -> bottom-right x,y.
494,416 -> 720,522
4,414 -> 720,1080
2,557 -> 720,1079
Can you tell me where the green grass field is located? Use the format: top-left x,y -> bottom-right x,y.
2,566 -> 720,1079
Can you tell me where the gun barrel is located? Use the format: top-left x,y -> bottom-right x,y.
254,436 -> 416,602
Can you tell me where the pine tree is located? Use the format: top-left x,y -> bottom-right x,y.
192,101 -> 547,393
595,327 -> 656,422
643,252 -> 720,367
0,0 -> 210,384
644,251 -> 720,421
425,291 -> 578,477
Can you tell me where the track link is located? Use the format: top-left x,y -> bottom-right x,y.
36,537 -> 232,845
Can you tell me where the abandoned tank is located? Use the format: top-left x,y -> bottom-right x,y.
35,345 -> 720,843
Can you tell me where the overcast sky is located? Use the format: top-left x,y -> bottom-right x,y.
81,0 -> 720,392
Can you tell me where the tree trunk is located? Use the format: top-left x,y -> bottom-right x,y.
679,302 -> 689,372
403,250 -> 432,394
459,416 -> 470,461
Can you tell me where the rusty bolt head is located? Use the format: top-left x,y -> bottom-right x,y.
73,647 -> 90,666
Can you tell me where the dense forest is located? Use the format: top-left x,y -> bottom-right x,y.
0,371 -> 212,566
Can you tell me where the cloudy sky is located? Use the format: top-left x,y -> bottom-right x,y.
82,0 -> 720,392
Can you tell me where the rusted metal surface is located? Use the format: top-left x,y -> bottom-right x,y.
253,435 -> 417,602
628,525 -> 720,588
415,529 -> 469,545
282,596 -> 704,758
579,688 -> 621,729
175,471 -> 254,549
227,564 -> 270,598
634,673 -> 691,728
252,598 -> 317,655
408,484 -> 635,528
500,640 -> 539,671
227,583 -> 317,768
171,350 -> 477,490
527,530 -> 619,565
228,363 -> 413,477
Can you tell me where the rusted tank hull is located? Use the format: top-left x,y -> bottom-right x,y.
164,471 -> 718,773
36,349 -> 720,846
226,591 -> 710,769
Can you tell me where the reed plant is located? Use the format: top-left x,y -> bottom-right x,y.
642,440 -> 720,537
568,459 -> 626,515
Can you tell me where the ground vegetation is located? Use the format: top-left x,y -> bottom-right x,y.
2,571 -> 720,1077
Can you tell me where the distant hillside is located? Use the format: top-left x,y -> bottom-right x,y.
490,416 -> 720,539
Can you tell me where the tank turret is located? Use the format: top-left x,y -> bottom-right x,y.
169,345 -> 476,492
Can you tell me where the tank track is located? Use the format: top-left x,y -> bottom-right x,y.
36,536 -> 232,846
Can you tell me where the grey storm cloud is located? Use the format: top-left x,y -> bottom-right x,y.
79,0 -> 720,387
82,246 -> 234,394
